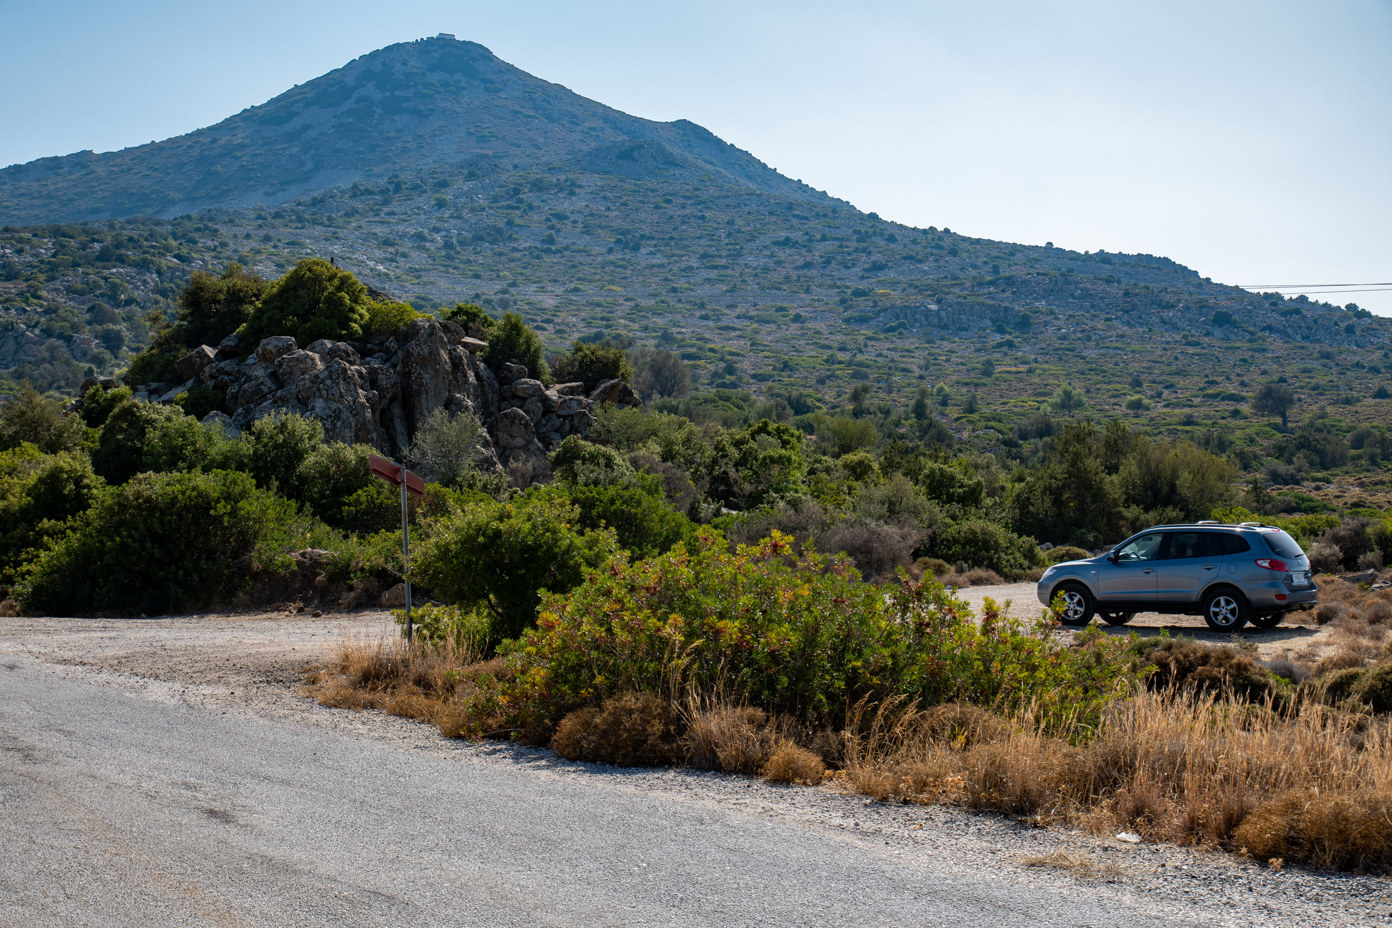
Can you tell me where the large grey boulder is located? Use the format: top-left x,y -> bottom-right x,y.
489,407 -> 546,467
255,335 -> 298,364
175,345 -> 216,382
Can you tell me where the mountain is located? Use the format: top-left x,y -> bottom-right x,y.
1,37 -> 1387,430
0,36 -> 831,224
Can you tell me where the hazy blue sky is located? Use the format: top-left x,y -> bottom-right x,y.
2,1 -> 1388,313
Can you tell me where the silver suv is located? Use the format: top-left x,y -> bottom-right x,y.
1036,522 -> 1318,631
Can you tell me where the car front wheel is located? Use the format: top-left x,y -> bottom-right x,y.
1202,588 -> 1248,632
1100,611 -> 1135,626
1055,583 -> 1096,627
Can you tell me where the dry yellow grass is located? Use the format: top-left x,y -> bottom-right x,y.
1021,850 -> 1125,880
841,690 -> 1392,871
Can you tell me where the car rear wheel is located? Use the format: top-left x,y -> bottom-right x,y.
1100,611 -> 1135,626
1250,613 -> 1283,629
1055,583 -> 1095,627
1202,588 -> 1248,632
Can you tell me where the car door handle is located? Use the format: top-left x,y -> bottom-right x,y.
1203,564 -> 1217,570
1142,568 -> 1156,574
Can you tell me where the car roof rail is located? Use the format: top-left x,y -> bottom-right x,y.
1238,521 -> 1266,528
1195,520 -> 1219,525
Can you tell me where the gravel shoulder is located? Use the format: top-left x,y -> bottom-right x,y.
1,605 -> 1387,927
954,582 -> 1336,664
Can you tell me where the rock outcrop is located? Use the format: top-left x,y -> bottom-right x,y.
135,320 -> 641,469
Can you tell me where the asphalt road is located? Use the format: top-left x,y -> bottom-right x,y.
0,647 -> 1165,928
0,614 -> 1383,928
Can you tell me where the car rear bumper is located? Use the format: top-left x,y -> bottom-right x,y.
1248,582 -> 1318,612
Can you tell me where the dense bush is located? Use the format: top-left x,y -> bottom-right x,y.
553,483 -> 695,560
0,384 -> 88,454
293,441 -> 398,532
483,312 -> 548,381
408,408 -> 487,490
550,340 -> 633,391
177,263 -> 269,348
242,411 -> 323,494
928,519 -> 1043,577
92,398 -> 244,483
411,491 -> 617,642
492,531 -> 1137,738
14,469 -> 301,615
238,258 -> 414,348
0,448 -> 105,585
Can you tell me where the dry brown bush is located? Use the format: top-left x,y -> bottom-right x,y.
1234,789 -> 1392,872
682,703 -> 782,774
762,743 -> 826,785
939,568 -> 1006,588
551,692 -> 679,767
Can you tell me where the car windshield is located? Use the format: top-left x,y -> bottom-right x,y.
1262,530 -> 1305,559
1114,534 -> 1162,561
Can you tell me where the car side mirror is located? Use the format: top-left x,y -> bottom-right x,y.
1108,552 -> 1119,564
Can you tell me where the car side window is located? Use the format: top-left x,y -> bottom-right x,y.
1163,532 -> 1208,560
1115,534 -> 1162,562
1213,533 -> 1250,556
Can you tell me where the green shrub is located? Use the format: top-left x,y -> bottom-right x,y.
0,448 -> 105,585
125,342 -> 182,386
483,312 -> 548,381
553,483 -> 696,560
491,531 -> 1137,738
243,411 -> 323,494
411,491 -> 618,642
929,519 -> 1043,577
440,302 -> 493,338
550,436 -> 637,487
171,385 -> 226,421
395,602 -> 490,651
292,442 -> 398,531
1046,545 -> 1092,564
93,399 -> 245,483
0,384 -> 89,454
1353,663 -> 1392,713
238,259 -> 374,348
14,469 -> 301,615
408,408 -> 487,489
364,299 -> 422,338
78,385 -> 133,429
176,263 -> 269,348
550,340 -> 633,391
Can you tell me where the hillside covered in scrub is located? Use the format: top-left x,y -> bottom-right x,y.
3,37 -> 1389,482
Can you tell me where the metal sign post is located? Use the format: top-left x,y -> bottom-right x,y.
368,453 -> 425,641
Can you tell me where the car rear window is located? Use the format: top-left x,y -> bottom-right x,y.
1260,530 -> 1305,559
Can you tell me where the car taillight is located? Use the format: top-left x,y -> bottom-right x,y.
1255,558 -> 1288,572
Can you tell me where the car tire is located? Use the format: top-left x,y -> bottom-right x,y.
1250,613 -> 1283,629
1202,588 -> 1249,632
1100,611 -> 1135,627
1055,583 -> 1096,627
